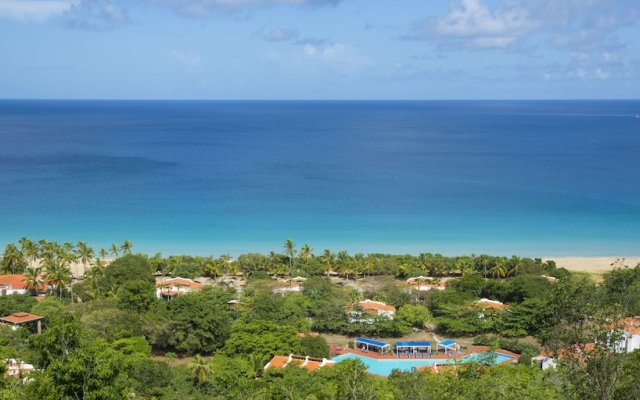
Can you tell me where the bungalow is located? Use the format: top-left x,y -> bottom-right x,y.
475,298 -> 507,310
0,312 -> 43,333
4,359 -> 35,379
348,300 -> 396,323
272,282 -> 304,295
264,354 -> 335,372
0,275 -> 27,295
614,317 -> 640,353
155,277 -> 204,299
406,276 -> 446,291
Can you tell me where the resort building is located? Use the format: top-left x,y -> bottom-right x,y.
4,359 -> 35,379
348,300 -> 396,323
357,299 -> 396,317
155,277 -> 204,299
406,276 -> 446,291
475,298 -> 507,310
272,282 -> 304,295
0,275 -> 27,296
264,354 -> 335,372
613,317 -> 640,353
0,312 -> 44,333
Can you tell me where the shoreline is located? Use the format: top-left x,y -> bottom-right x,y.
543,257 -> 640,274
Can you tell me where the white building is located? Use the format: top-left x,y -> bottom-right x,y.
156,277 -> 204,299
406,276 -> 446,291
272,282 -> 304,295
614,317 -> 640,353
0,275 -> 28,295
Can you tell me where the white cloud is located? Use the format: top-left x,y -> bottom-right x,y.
301,42 -> 371,74
148,0 -> 341,18
64,0 -> 129,30
409,0 -> 640,52
0,0 -> 76,21
170,50 -> 202,71
262,27 -> 299,42
517,51 -> 638,81
409,0 -> 536,50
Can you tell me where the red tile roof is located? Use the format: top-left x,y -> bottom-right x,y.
615,317 -> 640,335
0,275 -> 27,290
475,298 -> 507,309
0,312 -> 43,324
156,277 -> 204,290
358,300 -> 396,313
265,355 -> 335,372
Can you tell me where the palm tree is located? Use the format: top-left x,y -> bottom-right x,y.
189,355 -> 211,390
0,244 -> 26,274
109,244 -> 120,258
75,241 -> 94,278
336,250 -> 351,279
283,239 -> 296,272
121,239 -> 133,255
98,248 -> 108,258
299,244 -> 313,265
490,259 -> 508,279
320,250 -> 335,277
24,267 -> 44,295
204,260 -> 223,280
90,258 -> 106,277
19,237 -> 38,267
44,259 -> 72,299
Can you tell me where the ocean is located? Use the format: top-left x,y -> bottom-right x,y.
0,100 -> 638,257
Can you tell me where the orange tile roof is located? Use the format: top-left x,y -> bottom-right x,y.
0,312 -> 43,324
475,298 -> 507,309
615,317 -> 640,335
265,355 -> 334,372
156,277 -> 204,290
267,356 -> 289,369
358,300 -> 396,313
0,275 -> 27,290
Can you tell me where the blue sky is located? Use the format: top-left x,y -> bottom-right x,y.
1,0 -> 639,99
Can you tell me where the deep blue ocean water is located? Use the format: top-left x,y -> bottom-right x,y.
0,100 -> 638,256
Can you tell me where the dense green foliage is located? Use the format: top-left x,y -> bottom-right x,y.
0,238 -> 639,399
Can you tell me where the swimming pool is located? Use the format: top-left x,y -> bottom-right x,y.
332,352 -> 514,376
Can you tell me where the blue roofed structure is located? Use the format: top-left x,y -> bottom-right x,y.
437,340 -> 459,352
355,337 -> 390,353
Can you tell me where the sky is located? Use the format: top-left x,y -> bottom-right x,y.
1,0 -> 639,99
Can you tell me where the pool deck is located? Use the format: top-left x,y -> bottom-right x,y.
331,345 -> 519,365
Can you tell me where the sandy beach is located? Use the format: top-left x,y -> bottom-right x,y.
544,257 -> 640,274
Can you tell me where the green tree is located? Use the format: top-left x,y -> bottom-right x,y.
117,279 -> 156,312
120,239 -> 133,255
189,354 -> 211,390
299,244 -> 313,265
75,241 -> 94,277
43,259 -> 72,299
223,320 -> 301,365
24,266 -> 45,295
283,239 -> 296,273
0,244 -> 26,274
396,304 -> 432,329
26,339 -> 134,400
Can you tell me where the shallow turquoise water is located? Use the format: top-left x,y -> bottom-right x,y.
332,352 -> 514,375
1,100 -> 639,256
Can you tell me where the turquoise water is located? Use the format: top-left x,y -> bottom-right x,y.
332,352 -> 514,376
0,100 -> 639,256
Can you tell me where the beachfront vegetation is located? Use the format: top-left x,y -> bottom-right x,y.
0,238 -> 638,399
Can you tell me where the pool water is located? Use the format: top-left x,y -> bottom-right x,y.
332,352 -> 514,376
